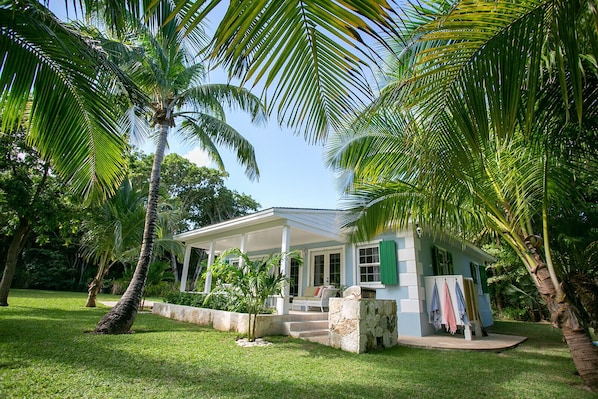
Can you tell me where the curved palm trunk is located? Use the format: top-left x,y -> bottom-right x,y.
94,121 -> 170,333
522,237 -> 598,391
0,219 -> 30,306
85,254 -> 111,307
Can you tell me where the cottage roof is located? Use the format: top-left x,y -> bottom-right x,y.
174,207 -> 344,253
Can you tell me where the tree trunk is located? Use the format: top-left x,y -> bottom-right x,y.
171,252 -> 179,283
0,219 -> 30,306
94,121 -> 170,333
523,240 -> 598,391
85,255 -> 111,307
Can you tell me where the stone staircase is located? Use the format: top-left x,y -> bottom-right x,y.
283,312 -> 330,346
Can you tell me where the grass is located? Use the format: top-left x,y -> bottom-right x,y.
0,290 -> 594,399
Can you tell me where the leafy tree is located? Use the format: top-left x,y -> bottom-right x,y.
93,4 -> 265,334
483,243 -> 547,322
0,129 -> 80,305
131,153 -> 260,231
21,248 -> 75,291
209,248 -> 302,342
327,0 -> 598,390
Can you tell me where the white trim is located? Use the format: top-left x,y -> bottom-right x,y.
307,245 -> 345,288
355,241 -> 382,286
277,225 -> 292,315
204,241 -> 215,293
180,245 -> 192,292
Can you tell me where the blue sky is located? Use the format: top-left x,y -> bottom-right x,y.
51,2 -> 343,210
165,104 -> 342,211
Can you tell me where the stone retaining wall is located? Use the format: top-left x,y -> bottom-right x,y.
329,298 -> 398,353
153,302 -> 285,337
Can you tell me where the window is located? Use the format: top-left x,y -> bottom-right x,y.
289,258 -> 300,297
359,245 -> 380,283
432,246 -> 454,275
313,254 -> 325,286
329,252 -> 341,286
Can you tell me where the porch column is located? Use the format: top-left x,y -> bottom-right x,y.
239,234 -> 246,267
180,245 -> 192,292
277,225 -> 291,315
203,241 -> 215,293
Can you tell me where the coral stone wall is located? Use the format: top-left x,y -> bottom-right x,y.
329,298 -> 398,353
153,302 -> 284,337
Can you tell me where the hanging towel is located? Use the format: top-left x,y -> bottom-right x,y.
455,281 -> 470,326
443,281 -> 457,334
430,281 -> 442,329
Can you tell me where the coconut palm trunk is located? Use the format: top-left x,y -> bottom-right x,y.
519,237 -> 598,389
94,119 -> 170,333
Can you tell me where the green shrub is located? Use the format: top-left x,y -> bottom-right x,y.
144,281 -> 178,298
163,291 -> 249,313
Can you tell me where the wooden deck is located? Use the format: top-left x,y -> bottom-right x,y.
397,332 -> 527,351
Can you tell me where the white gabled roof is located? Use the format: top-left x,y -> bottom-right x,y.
174,207 -> 345,253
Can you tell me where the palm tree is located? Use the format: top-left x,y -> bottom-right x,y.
327,0 -> 598,389
93,4 -> 266,334
209,248 -> 302,342
0,0 -> 140,198
79,0 -> 401,143
80,180 -> 148,307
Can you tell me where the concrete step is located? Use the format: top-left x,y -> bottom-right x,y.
296,329 -> 328,338
283,320 -> 329,335
286,312 -> 329,322
302,334 -> 330,345
282,312 -> 331,346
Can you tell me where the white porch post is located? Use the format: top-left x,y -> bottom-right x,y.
239,234 -> 246,267
203,241 -> 215,293
180,245 -> 192,292
277,225 -> 291,315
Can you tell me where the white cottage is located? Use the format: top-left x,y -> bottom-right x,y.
174,207 -> 494,338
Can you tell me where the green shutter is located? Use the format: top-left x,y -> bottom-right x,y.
380,240 -> 398,285
478,264 -> 489,293
470,262 -> 477,280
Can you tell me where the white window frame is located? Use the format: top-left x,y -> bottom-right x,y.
357,243 -> 383,288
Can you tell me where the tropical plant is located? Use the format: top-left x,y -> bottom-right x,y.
483,244 -> 547,322
79,0 -> 401,142
327,0 -> 598,390
209,248 -> 302,342
93,3 -> 265,334
79,179 -> 147,307
0,0 -> 137,198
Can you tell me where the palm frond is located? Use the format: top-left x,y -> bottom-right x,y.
207,0 -> 401,141
0,1 -> 132,198
179,114 -> 259,181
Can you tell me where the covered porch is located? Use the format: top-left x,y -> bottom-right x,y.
174,207 -> 344,315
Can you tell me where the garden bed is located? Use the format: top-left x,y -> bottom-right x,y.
153,302 -> 287,337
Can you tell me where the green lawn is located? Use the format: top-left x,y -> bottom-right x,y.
0,290 -> 594,399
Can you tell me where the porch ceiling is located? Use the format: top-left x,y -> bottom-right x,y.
175,207 -> 344,254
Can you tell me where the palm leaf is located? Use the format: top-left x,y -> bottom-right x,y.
207,0 -> 401,141
0,1 -> 134,197
178,114 -> 259,180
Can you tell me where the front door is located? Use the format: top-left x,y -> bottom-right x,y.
311,249 -> 342,287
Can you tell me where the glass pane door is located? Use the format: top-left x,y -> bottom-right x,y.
313,254 -> 325,286
312,250 -> 342,287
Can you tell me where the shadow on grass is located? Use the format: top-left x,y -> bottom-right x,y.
1,293 -> 592,398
